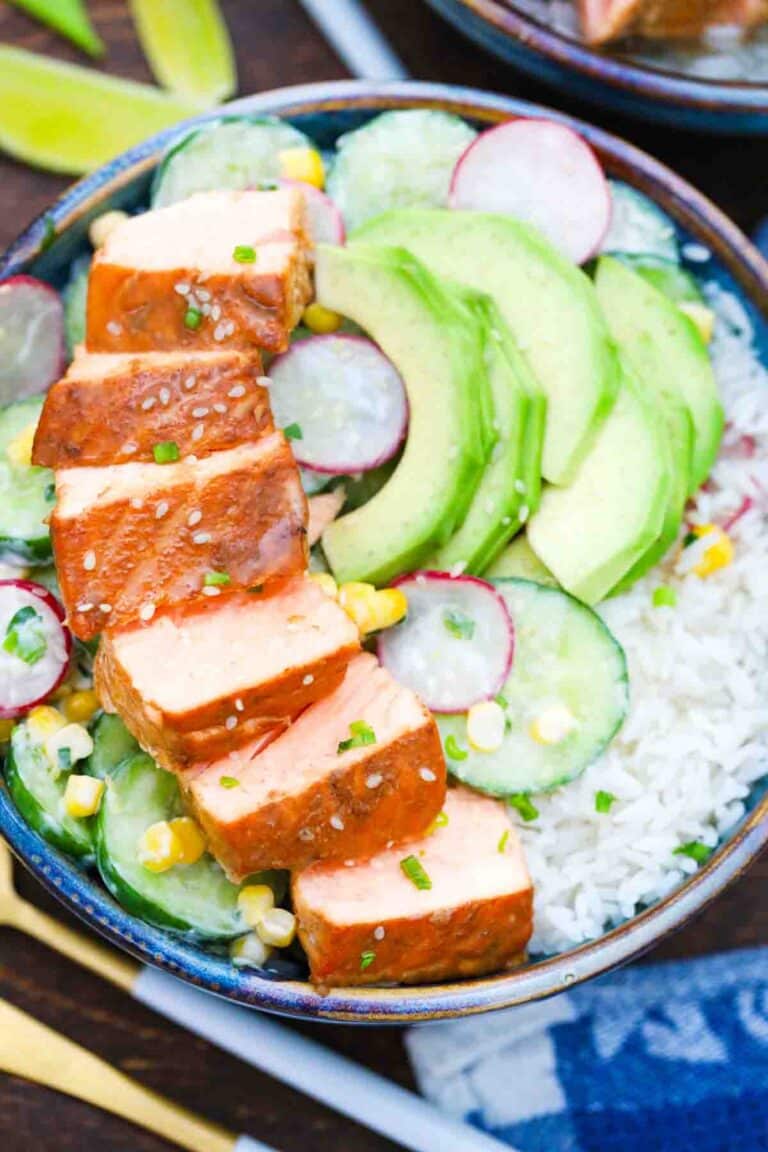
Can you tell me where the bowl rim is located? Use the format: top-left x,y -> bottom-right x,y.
1,79 -> 767,1023
425,0 -> 768,116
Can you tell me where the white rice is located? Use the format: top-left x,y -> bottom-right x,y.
521,283 -> 768,955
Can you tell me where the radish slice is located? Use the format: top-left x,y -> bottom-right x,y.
449,119 -> 611,265
280,179 -> 346,246
270,335 -> 407,474
0,580 -> 72,719
378,572 -> 514,713
0,276 -> 66,406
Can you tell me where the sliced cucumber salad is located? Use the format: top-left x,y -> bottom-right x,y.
0,398 -> 54,565
6,720 -> 94,858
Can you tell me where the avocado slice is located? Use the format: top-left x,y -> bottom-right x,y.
528,362 -> 671,604
315,243 -> 490,586
486,534 -> 557,586
594,256 -> 723,495
432,294 -> 545,574
354,209 -> 619,486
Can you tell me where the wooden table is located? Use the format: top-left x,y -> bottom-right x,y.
0,3 -> 765,1149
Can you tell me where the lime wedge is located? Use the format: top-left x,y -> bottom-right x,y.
0,47 -> 204,174
130,0 -> 236,106
9,0 -> 105,59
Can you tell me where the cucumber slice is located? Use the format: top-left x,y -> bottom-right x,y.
63,254 -> 90,358
5,721 -> 94,858
96,752 -> 282,940
602,182 -> 679,263
327,110 -> 476,233
0,398 -> 54,565
151,116 -> 312,207
88,713 -> 139,779
438,579 -> 628,795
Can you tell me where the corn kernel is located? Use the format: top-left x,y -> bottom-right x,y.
691,524 -> 734,578
6,421 -> 38,468
338,581 -> 378,635
88,209 -> 129,249
0,719 -> 15,743
26,706 -> 66,743
368,588 -> 408,632
45,723 -> 94,771
308,571 -> 338,599
679,302 -> 715,345
138,821 -> 184,873
62,689 -> 100,724
529,703 -> 576,746
64,774 -> 105,819
279,147 -> 325,188
302,302 -> 343,334
237,883 -> 275,928
231,932 -> 272,968
467,700 -> 506,753
169,816 -> 207,865
256,908 -> 297,948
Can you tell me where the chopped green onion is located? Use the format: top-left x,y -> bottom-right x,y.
433,810 -> 449,829
220,776 -> 240,789
257,179 -> 279,191
283,423 -> 303,441
184,307 -> 202,330
233,244 -> 257,264
595,790 -> 617,814
674,840 -> 712,864
152,440 -> 180,464
444,734 -> 468,761
442,607 -> 475,640
682,531 -> 697,549
652,585 -> 677,608
338,720 -> 376,754
509,794 -> 539,822
498,829 -> 510,854
400,854 -> 432,891
360,950 -> 376,971
3,606 -> 47,666
45,482 -> 55,502
494,693 -> 509,709
204,571 -> 231,587
57,747 -> 72,773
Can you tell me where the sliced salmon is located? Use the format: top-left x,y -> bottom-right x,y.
292,785 -> 533,988
187,652 -> 446,878
307,487 -> 346,547
94,577 -> 360,770
32,348 -> 273,469
578,0 -> 646,42
638,0 -> 768,36
87,190 -> 312,355
52,432 -> 307,640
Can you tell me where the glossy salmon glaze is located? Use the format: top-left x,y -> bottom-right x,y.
292,786 -> 533,988
87,190 -> 312,355
32,349 -> 273,468
94,578 -> 360,770
187,653 -> 446,879
52,433 -> 307,640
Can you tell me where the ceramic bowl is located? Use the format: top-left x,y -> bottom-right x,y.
425,0 -> 768,133
1,81 -> 766,1023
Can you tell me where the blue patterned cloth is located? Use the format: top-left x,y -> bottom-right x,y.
407,949 -> 768,1152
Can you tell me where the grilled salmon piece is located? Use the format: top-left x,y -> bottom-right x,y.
187,653 -> 446,879
578,0 -> 645,41
52,432 -> 307,640
94,577 -> 360,770
87,189 -> 312,355
637,0 -> 768,36
32,349 -> 273,469
292,785 -> 533,988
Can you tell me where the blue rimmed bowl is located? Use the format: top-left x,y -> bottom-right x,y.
425,0 -> 768,133
1,81 -> 766,1023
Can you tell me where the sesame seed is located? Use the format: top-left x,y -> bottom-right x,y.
174,282 -> 191,296
330,814 -> 345,831
192,423 -> 204,442
373,926 -> 385,941
130,497 -> 144,510
213,322 -> 228,342
187,510 -> 202,527
192,407 -> 209,418
99,603 -> 112,614
83,550 -> 96,571
203,586 -> 221,597
235,698 -> 244,712
501,516 -> 512,527
196,288 -> 211,302
224,321 -> 235,337
519,504 -> 530,523
106,321 -> 123,336
122,442 -> 137,456
140,603 -> 156,622
193,532 -> 211,545
228,384 -> 246,398
76,601 -> 94,613
298,828 -> 315,842
213,403 -> 227,414
514,479 -> 526,495
141,397 -> 156,411
365,773 -> 383,790
211,304 -> 222,322
184,375 -> 197,390
419,767 -> 437,783
155,501 -> 169,519
159,388 -> 171,406
257,376 -> 272,388
185,455 -> 198,464
302,674 -> 314,686
225,715 -> 238,730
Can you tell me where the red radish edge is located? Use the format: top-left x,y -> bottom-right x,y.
0,579 -> 72,719
279,179 -> 346,245
379,571 -> 515,714
0,275 -> 66,388
448,117 -> 612,266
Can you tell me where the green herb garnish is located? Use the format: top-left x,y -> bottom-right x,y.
257,180 -> 279,191
442,607 -> 475,640
220,776 -> 240,789
682,531 -> 697,549
283,423 -> 303,441
400,855 -> 432,891
444,734 -> 468,761
3,606 -> 47,666
652,586 -> 677,608
152,440 -> 180,464
233,244 -> 257,264
184,307 -> 202,330
509,794 -> 539,822
674,841 -> 712,864
360,950 -> 376,971
595,790 -> 617,814
495,693 -> 509,709
57,747 -> 72,773
498,829 -> 510,854
338,720 -> 376,754
204,571 -> 231,587
44,482 -> 56,502
433,811 -> 449,829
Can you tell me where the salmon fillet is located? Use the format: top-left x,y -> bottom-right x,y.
579,0 -> 767,40
292,785 -> 533,988
33,349 -> 273,469
52,433 -> 307,640
94,578 -> 360,770
87,190 -> 312,355
187,652 -> 446,878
